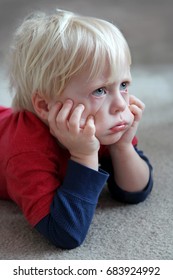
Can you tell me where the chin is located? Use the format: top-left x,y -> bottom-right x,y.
99,133 -> 123,146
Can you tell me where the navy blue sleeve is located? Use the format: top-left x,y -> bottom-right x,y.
100,146 -> 153,204
35,160 -> 109,249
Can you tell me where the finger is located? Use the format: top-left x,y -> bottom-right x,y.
83,115 -> 96,136
55,99 -> 73,129
129,104 -> 143,122
48,102 -> 62,127
47,102 -> 62,136
68,104 -> 85,133
129,95 -> 145,111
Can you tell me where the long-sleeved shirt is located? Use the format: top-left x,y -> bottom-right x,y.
0,106 -> 153,249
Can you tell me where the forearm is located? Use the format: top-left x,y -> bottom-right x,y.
71,152 -> 99,171
35,160 -> 109,249
109,144 -> 150,192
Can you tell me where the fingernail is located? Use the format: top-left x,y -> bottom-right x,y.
79,104 -> 85,110
89,115 -> 94,123
64,99 -> 73,106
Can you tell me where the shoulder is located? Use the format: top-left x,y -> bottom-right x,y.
0,106 -> 13,119
0,108 -> 58,157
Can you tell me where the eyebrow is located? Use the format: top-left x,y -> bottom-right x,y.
86,79 -> 109,92
86,71 -> 132,92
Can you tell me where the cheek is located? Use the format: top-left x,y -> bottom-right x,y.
94,108 -> 107,133
125,94 -> 129,104
120,105 -> 134,126
81,99 -> 106,124
125,105 -> 133,118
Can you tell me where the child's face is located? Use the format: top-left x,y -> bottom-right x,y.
54,64 -> 133,145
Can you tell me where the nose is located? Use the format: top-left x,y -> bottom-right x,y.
110,91 -> 127,114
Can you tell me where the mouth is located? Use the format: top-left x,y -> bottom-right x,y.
109,121 -> 129,133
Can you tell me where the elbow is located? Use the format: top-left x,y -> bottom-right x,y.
108,173 -> 153,205
35,214 -> 90,250
50,230 -> 87,250
61,238 -> 84,250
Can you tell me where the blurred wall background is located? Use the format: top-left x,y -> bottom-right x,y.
0,0 -> 172,66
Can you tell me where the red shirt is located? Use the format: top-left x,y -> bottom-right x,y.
0,107 -> 71,225
0,106 -> 137,226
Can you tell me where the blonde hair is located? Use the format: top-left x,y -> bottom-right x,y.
9,9 -> 131,111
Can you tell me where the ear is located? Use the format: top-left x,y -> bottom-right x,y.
31,92 -> 49,120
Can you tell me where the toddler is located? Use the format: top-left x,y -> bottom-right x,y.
0,9 -> 153,249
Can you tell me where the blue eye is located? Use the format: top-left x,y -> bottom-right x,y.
92,88 -> 107,97
120,82 -> 128,91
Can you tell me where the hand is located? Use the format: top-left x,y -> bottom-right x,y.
108,95 -> 149,191
114,95 -> 145,147
48,99 -> 100,169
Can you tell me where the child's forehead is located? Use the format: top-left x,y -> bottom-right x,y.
86,62 -> 131,83
69,62 -> 131,89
